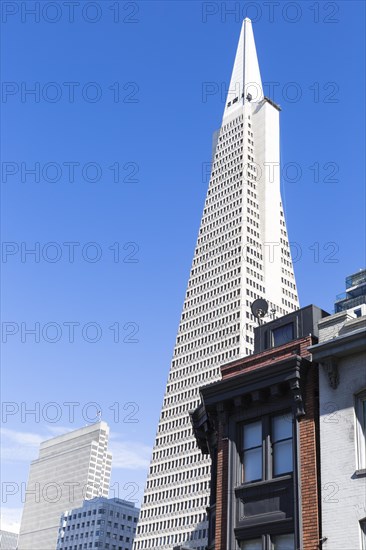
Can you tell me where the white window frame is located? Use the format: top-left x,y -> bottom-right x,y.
355,389 -> 366,471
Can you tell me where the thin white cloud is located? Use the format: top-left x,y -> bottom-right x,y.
108,440 -> 151,470
0,507 -> 22,533
1,427 -> 43,446
45,425 -> 74,436
0,428 -> 43,462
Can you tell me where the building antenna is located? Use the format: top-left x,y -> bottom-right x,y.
251,298 -> 269,325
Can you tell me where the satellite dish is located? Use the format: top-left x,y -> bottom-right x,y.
251,298 -> 269,319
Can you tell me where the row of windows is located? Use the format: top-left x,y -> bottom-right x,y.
183,276 -> 240,312
209,170 -> 243,196
62,521 -> 134,532
143,479 -> 210,509
182,295 -> 240,322
58,543 -> 129,550
200,209 -> 243,235
171,334 -> 240,374
134,528 -> 207,550
206,170 -> 242,199
170,346 -> 240,380
165,371 -> 223,405
199,200 -> 243,231
62,510 -> 135,522
210,164 -> 243,192
204,180 -> 242,210
214,141 -> 243,161
211,156 -> 242,179
146,467 -> 207,491
195,232 -> 241,259
147,454 -> 209,480
281,287 -> 298,301
156,401 -> 200,434
191,243 -> 241,277
178,292 -> 240,333
152,427 -> 195,451
185,266 -> 241,308
176,311 -> 239,344
281,277 -> 296,290
60,531 -> 132,542
144,467 -> 209,494
151,440 -> 197,464
137,510 -> 206,534
170,334 -> 240,367
203,183 -> 243,218
246,267 -> 264,281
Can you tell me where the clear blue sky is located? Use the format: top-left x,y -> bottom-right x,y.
1,0 -> 365,531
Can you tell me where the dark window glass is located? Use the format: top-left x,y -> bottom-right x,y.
272,323 -> 294,347
242,421 -> 262,482
272,415 -> 293,476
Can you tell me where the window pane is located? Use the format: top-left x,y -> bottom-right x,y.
273,440 -> 293,476
272,323 -> 294,346
356,395 -> 366,469
360,520 -> 366,550
272,533 -> 294,549
273,415 -> 292,441
244,448 -> 262,481
243,421 -> 262,448
241,538 -> 262,550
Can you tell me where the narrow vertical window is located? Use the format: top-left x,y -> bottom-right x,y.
355,391 -> 366,470
242,421 -> 262,482
272,415 -> 293,476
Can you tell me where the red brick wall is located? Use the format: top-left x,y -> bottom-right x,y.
215,420 -> 228,550
299,361 -> 320,550
221,337 -> 313,380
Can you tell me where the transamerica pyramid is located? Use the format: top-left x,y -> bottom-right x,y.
133,19 -> 299,550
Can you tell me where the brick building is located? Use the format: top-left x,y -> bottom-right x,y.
191,305 -> 328,550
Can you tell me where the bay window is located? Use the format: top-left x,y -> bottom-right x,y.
241,412 -> 293,483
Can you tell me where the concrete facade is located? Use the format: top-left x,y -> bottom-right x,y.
134,19 -> 299,550
56,497 -> 139,550
18,422 -> 112,550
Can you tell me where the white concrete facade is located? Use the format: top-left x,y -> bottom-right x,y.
134,19 -> 299,550
311,312 -> 366,550
18,422 -> 112,550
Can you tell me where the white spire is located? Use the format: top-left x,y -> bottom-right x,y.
223,18 -> 263,119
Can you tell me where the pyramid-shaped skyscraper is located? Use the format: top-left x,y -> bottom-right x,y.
134,19 -> 299,550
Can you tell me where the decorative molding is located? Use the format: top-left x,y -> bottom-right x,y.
217,403 -> 229,438
289,379 -> 305,416
322,357 -> 339,388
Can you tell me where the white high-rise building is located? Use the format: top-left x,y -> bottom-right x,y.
134,19 -> 299,550
18,422 -> 112,550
